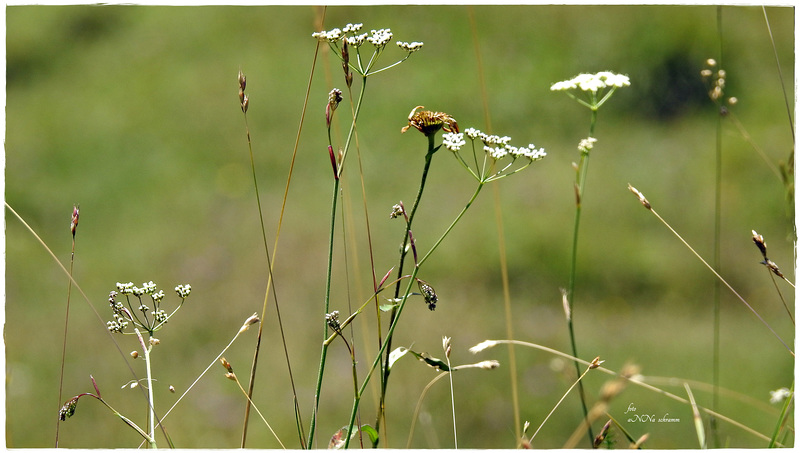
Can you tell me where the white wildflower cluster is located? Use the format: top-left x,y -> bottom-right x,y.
311,28 -> 342,43
312,23 -> 422,79
312,23 -> 362,43
578,137 -> 597,154
116,280 -> 159,297
116,281 -> 135,295
346,33 -> 368,47
141,281 -> 157,294
152,309 -> 168,324
151,290 -> 165,302
107,281 -> 191,334
442,131 -> 466,151
107,312 -> 129,333
367,28 -> 393,47
444,127 -> 546,162
397,41 -> 424,52
107,290 -> 129,333
175,284 -> 192,299
551,71 -> 630,93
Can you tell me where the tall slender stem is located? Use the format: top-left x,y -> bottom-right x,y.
56,216 -> 78,447
307,75 -> 368,449
565,108 -> 597,444
307,177 -> 340,449
376,133 -> 437,438
344,181 -> 485,448
135,328 -> 157,449
144,346 -> 156,448
711,7 -> 724,447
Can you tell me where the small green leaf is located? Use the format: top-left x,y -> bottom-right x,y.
379,304 -> 396,312
388,347 -> 409,370
360,424 -> 379,445
420,355 -> 450,372
407,349 -> 450,372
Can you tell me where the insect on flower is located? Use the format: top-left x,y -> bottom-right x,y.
401,105 -> 459,136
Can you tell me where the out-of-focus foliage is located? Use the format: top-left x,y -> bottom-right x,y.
6,5 -> 793,448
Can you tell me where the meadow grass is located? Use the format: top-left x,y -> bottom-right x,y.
4,4 -> 795,449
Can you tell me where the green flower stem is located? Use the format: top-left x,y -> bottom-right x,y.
393,133 -> 438,300
376,133 -> 438,436
419,182 -> 484,266
134,328 -> 157,449
307,74 -> 368,449
336,76 -> 368,177
91,395 -> 154,444
344,181 -> 485,449
566,108 -> 597,445
307,177 -> 340,449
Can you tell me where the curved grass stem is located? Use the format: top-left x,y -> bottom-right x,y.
627,185 -> 794,356
472,339 -> 783,445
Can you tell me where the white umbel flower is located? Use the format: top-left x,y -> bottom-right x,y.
551,71 -> 630,92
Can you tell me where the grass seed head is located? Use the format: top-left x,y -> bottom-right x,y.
476,360 -> 500,370
238,70 -> 248,112
59,396 -> 80,421
589,356 -> 604,369
70,204 -> 79,237
417,279 -> 438,311
593,419 -> 612,448
751,230 -> 768,259
469,340 -> 498,354
628,184 -> 651,210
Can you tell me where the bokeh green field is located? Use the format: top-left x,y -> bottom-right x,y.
5,4 -> 795,449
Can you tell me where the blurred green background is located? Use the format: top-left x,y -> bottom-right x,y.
5,4 -> 794,449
